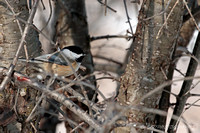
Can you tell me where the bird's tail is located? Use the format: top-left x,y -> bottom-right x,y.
18,58 -> 43,64
0,57 -> 44,65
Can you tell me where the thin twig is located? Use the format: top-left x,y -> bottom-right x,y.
15,16 -> 56,46
183,0 -> 200,32
30,122 -> 37,133
183,6 -> 200,23
4,0 -> 23,34
39,100 -> 85,131
97,0 -> 117,13
104,0 -> 107,15
156,0 -> 179,39
175,68 -> 185,77
0,0 -> 39,91
140,76 -> 200,102
0,11 -> 56,46
185,103 -> 200,107
185,98 -> 200,110
171,98 -> 200,132
4,0 -> 29,61
143,0 -> 172,21
54,84 -> 102,113
190,93 -> 200,97
0,67 -> 102,130
130,106 -> 190,129
13,88 -> 20,116
122,0 -> 136,72
57,76 -> 107,101
26,93 -> 45,122
29,83 -> 101,130
90,34 -> 132,41
70,122 -> 85,133
184,80 -> 200,96
168,28 -> 200,132
123,0 -> 134,36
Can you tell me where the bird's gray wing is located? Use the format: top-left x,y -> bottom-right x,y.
34,52 -> 69,66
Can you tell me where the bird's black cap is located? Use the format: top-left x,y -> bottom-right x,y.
62,46 -> 84,55
76,56 -> 85,63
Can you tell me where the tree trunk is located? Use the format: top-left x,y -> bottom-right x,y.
56,0 -> 96,100
116,1 -> 183,132
0,0 -> 40,132
55,0 -> 97,131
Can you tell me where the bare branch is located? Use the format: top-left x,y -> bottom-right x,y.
55,84 -> 102,113
168,27 -> 200,132
183,0 -> 200,32
123,0 -> 134,36
0,0 -> 39,91
97,0 -> 117,13
143,0 -> 172,21
156,0 -> 179,39
0,67 -> 102,130
90,34 -> 132,41
140,76 -> 200,103
15,16 -> 56,46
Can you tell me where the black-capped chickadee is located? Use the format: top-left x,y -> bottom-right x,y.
20,46 -> 85,77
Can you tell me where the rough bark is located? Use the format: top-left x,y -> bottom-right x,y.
116,1 -> 183,132
0,0 -> 41,132
157,1 -> 200,131
0,1 -> 41,67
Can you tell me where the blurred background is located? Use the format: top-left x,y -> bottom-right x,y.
87,0 -> 139,101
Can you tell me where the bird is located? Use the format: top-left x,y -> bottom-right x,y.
19,46 -> 85,77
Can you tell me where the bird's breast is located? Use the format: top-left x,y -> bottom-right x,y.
47,62 -> 79,76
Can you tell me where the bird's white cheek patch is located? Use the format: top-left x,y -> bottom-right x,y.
54,73 -> 58,77
37,75 -> 43,80
20,88 -> 27,97
38,68 -> 43,72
